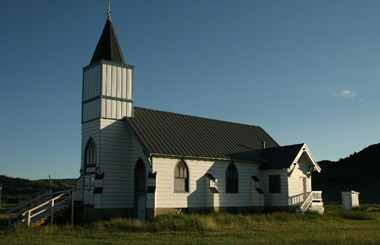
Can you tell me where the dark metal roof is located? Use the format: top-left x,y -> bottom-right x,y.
260,144 -> 305,170
90,19 -> 126,65
125,107 -> 279,162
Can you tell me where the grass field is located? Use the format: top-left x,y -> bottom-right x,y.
1,205 -> 380,244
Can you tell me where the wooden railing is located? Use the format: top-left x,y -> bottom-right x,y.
6,189 -> 75,227
6,190 -> 53,215
299,191 -> 323,213
6,190 -> 53,226
288,193 -> 306,205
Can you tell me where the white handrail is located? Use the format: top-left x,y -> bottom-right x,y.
7,190 -> 53,227
25,190 -> 72,226
312,191 -> 323,201
299,191 -> 323,213
6,190 -> 53,215
21,192 -> 67,217
299,191 -> 314,212
8,189 -> 74,227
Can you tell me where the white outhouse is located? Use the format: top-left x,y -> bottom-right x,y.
341,191 -> 360,210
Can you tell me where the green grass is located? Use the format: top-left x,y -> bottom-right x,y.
1,205 -> 380,244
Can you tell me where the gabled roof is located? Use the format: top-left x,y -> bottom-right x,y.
260,144 -> 305,169
90,19 -> 126,65
125,107 -> 279,162
260,143 -> 321,172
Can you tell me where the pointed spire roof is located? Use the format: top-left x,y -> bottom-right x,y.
90,17 -> 126,65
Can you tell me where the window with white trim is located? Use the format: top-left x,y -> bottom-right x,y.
174,160 -> 189,192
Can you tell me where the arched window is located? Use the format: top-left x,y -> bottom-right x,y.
85,139 -> 96,167
174,160 -> 189,192
135,159 -> 146,193
226,163 -> 238,193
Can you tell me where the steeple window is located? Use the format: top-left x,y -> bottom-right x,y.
85,139 -> 97,167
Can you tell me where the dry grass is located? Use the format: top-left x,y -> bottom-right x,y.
1,205 -> 380,244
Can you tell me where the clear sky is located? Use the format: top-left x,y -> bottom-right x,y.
1,1 -> 379,180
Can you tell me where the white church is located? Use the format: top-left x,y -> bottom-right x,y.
75,5 -> 324,221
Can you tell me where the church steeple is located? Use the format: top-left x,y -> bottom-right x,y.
82,2 -> 134,123
90,1 -> 125,65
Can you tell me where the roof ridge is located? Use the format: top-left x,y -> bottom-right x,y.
134,106 -> 262,128
127,107 -> 280,161
265,143 -> 305,149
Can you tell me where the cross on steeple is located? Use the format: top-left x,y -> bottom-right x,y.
90,0 -> 125,65
107,0 -> 112,21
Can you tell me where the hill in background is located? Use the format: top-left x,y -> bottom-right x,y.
1,143 -> 379,205
0,175 -> 76,204
313,143 -> 380,204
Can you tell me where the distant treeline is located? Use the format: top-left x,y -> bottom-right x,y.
313,143 -> 380,204
1,143 -> 379,205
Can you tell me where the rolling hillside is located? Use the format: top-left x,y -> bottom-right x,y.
0,175 -> 76,204
1,143 -> 379,205
313,143 -> 380,204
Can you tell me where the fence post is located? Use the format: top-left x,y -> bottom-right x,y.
71,189 -> 74,225
27,210 -> 31,227
51,199 -> 54,225
0,184 -> 2,208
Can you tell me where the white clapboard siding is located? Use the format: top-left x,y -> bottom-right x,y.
97,119 -> 131,209
82,100 -> 101,122
225,163 -> 257,207
83,65 -> 101,101
101,64 -> 132,99
251,178 -> 264,207
81,120 -> 101,170
95,119 -> 148,209
82,62 -> 133,122
260,169 -> 289,207
287,152 -> 313,205
82,64 -> 102,122
100,98 -> 131,120
100,63 -> 133,119
153,158 -> 261,209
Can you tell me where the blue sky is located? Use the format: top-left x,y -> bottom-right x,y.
1,1 -> 379,180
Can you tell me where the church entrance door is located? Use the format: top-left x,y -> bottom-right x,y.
137,195 -> 146,221
134,159 -> 146,221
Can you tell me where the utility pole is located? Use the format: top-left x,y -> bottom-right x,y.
0,185 -> 2,208
49,175 -> 52,191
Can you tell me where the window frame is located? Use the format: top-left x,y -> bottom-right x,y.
135,159 -> 146,193
84,176 -> 95,187
269,175 -> 281,193
85,138 -> 97,167
174,160 -> 189,193
226,163 -> 239,193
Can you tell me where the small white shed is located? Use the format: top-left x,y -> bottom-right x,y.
341,191 -> 360,210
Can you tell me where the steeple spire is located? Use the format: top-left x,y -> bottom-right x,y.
90,1 -> 126,65
107,0 -> 112,21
